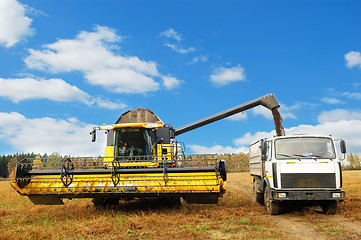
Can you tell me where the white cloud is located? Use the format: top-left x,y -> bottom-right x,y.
210,65 -> 246,86
342,92 -> 361,100
188,144 -> 248,154
0,77 -> 127,109
160,28 -> 196,54
24,25 -> 181,93
0,112 -> 106,156
93,97 -> 127,110
85,68 -> 160,94
233,131 -> 276,146
252,106 -> 273,120
164,43 -> 196,54
323,88 -> 361,102
345,51 -> 361,68
189,55 -> 208,64
160,28 -> 182,42
318,109 -> 361,123
321,97 -> 345,105
0,0 -> 34,47
161,75 -> 182,90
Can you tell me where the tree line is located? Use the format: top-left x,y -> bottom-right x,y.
0,153 -> 46,179
343,153 -> 361,170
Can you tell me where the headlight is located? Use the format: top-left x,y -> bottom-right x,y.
276,193 -> 286,198
332,193 -> 341,198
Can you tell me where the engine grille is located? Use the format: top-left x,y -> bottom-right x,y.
281,173 -> 336,188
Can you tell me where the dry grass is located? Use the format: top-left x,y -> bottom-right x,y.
0,171 -> 360,240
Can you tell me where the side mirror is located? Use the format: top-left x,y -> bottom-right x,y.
261,141 -> 268,161
90,129 -> 97,142
340,140 -> 346,154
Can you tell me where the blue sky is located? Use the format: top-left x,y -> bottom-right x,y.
1,0 -> 361,156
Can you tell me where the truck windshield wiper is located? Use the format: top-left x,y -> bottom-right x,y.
294,154 -> 326,161
277,153 -> 302,161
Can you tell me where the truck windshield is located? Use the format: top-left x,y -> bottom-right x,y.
275,137 -> 336,160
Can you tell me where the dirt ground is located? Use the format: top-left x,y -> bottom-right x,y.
0,171 -> 360,239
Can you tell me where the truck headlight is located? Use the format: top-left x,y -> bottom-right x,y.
332,193 -> 341,198
276,193 -> 286,198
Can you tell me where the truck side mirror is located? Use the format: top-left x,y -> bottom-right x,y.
91,129 -> 96,142
261,141 -> 268,161
340,140 -> 346,154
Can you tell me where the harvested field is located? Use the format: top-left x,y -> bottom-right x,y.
1,171 -> 360,239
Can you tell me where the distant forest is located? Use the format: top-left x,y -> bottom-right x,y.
0,153 -> 46,179
1,152 -> 360,179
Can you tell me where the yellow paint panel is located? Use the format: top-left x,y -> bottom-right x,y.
11,172 -> 223,196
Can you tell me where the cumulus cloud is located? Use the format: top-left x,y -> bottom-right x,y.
318,109 -> 361,123
160,28 -> 196,54
210,65 -> 246,86
0,112 -> 106,156
252,106 -> 273,120
345,51 -> 361,68
0,0 -> 34,47
0,77 -> 127,109
161,75 -> 183,90
24,25 -> 181,93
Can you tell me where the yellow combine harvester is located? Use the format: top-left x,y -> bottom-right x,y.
11,94 -> 281,206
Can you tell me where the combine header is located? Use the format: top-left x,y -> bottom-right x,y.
11,94 -> 282,205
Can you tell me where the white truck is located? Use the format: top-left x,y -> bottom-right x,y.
250,135 -> 346,215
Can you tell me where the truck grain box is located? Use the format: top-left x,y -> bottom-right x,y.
250,135 -> 346,215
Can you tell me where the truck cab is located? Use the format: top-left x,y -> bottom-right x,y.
250,135 -> 346,215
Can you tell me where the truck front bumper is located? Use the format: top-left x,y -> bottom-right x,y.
271,190 -> 345,201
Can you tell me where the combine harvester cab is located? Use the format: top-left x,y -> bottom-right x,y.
11,94 -> 281,206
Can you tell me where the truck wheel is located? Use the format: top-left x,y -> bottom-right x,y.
253,181 -> 264,205
264,186 -> 280,215
321,201 -> 337,215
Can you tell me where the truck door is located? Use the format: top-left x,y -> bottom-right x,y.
265,140 -> 277,189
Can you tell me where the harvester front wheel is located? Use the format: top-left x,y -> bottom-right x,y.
92,197 -> 120,207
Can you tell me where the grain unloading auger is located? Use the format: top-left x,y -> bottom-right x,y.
11,93 -> 283,205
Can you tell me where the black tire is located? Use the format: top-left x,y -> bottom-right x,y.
321,201 -> 337,215
219,160 -> 227,181
264,185 -> 280,215
253,180 -> 264,205
92,197 -> 119,207
161,197 -> 185,207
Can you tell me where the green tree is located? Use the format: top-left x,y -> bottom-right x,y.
7,157 -> 18,180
